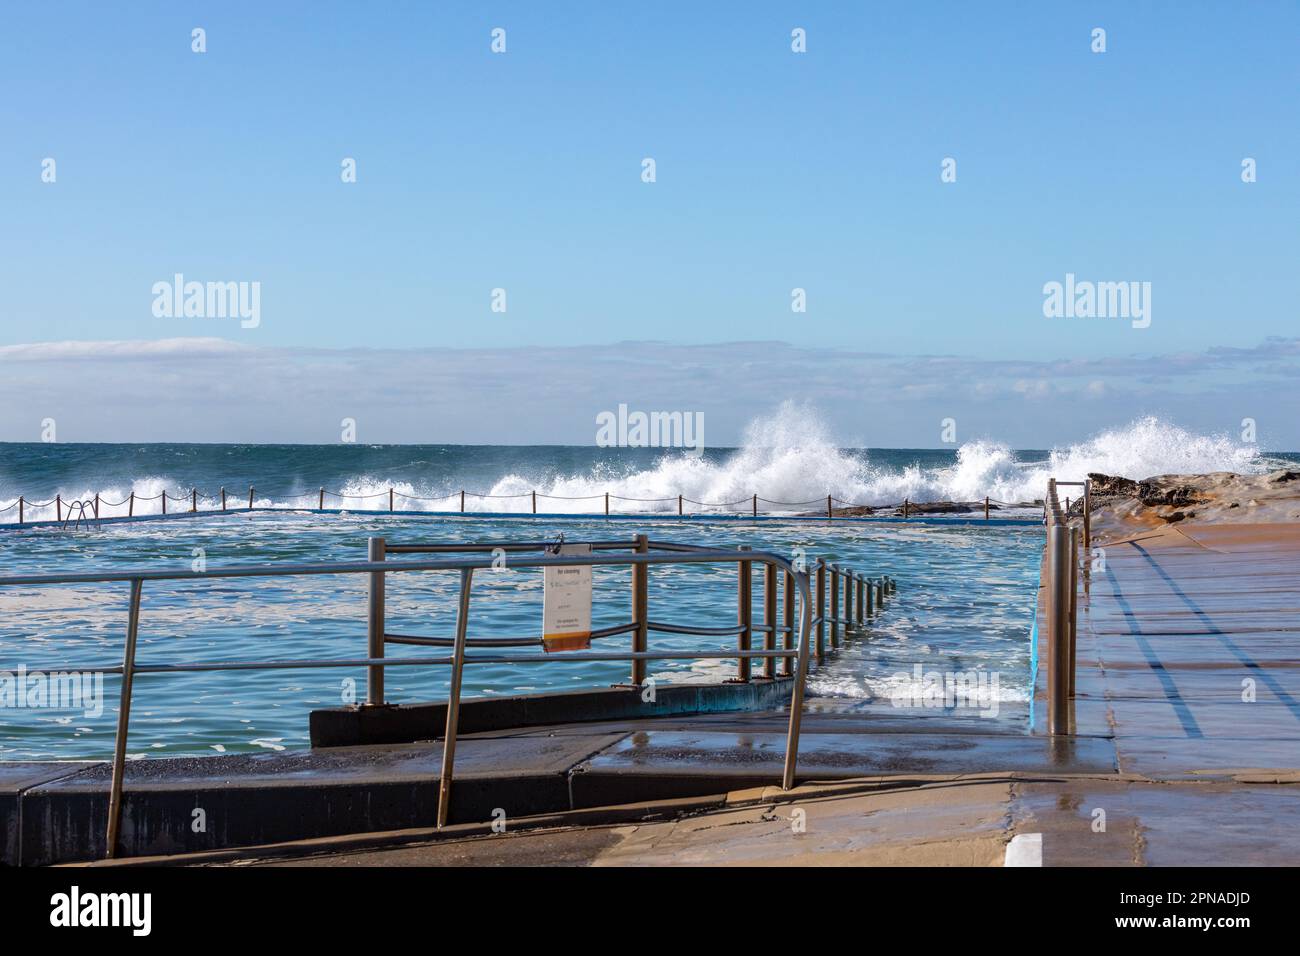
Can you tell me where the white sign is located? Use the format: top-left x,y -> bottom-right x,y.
543,543 -> 592,651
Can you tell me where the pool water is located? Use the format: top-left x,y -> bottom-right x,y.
0,513 -> 1042,759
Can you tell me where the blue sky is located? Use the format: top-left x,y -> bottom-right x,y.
1,2 -> 1297,445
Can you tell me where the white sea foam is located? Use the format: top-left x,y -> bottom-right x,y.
1,407 -> 1270,520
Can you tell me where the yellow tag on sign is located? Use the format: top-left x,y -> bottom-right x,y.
542,543 -> 593,652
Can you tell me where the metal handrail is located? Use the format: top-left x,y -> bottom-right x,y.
0,544 -> 819,858
0,533 -> 904,858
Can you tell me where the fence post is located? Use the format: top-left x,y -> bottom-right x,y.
389,488 -> 394,513
94,494 -> 100,519
827,494 -> 832,519
782,568 -> 795,677
631,534 -> 648,686
221,487 -> 226,512
532,490 -> 536,514
18,497 -> 23,524
1047,521 -> 1071,735
367,536 -> 386,705
460,490 -> 465,513
436,567 -> 474,829
248,486 -> 254,510
815,559 -> 825,663
1069,525 -> 1079,697
192,489 -> 197,513
1083,479 -> 1092,552
161,493 -> 166,515
319,488 -> 324,511
105,578 -> 143,859
678,494 -> 683,516
737,546 -> 752,681
129,492 -> 135,517
985,496 -> 990,520
763,562 -> 778,679
829,565 -> 840,648
844,570 -> 853,632
752,493 -> 757,517
605,492 -> 609,516
56,495 -> 62,522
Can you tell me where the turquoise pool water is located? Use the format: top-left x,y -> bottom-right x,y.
0,512 -> 1042,759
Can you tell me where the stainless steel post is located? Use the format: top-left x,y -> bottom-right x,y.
367,536 -> 386,705
829,565 -> 840,648
781,571 -> 813,790
436,567 -> 474,828
815,559 -> 826,663
1069,525 -> 1079,698
106,578 -> 143,859
737,547 -> 752,680
843,570 -> 853,632
631,534 -> 648,685
782,569 -> 795,677
1048,521 -> 1071,735
763,562 -> 778,679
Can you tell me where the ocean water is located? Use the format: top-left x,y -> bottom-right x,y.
0,413 -> 1289,759
1,410 -> 1287,523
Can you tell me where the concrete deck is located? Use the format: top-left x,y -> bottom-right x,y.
1036,522 -> 1300,780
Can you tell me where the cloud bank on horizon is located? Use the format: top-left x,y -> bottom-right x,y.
1,336 -> 1295,449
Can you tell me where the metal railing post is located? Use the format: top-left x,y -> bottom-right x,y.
1083,479 -> 1092,552
631,534 -> 649,686
763,562 -> 778,679
390,488 -> 395,513
781,570 -> 813,790
17,497 -> 23,524
57,495 -> 62,522
94,493 -> 100,519
367,536 -> 386,705
106,578 -> 143,859
815,559 -> 826,663
129,492 -> 135,517
782,568 -> 795,677
248,486 -> 254,510
829,565 -> 840,648
1047,516 -> 1071,735
736,547 -> 754,678
531,490 -> 536,514
436,567 -> 474,828
460,490 -> 465,513
319,488 -> 325,511
220,487 -> 226,512
844,569 -> 853,632
1069,525 -> 1079,698
191,489 -> 197,512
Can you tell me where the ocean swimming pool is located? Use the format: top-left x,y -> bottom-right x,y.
0,512 -> 1043,759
